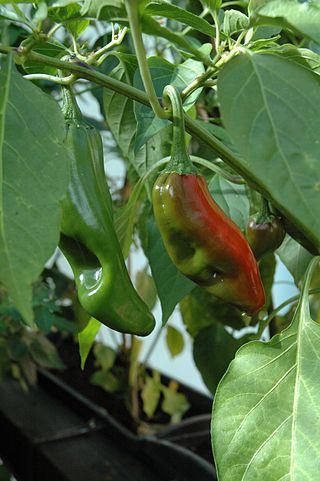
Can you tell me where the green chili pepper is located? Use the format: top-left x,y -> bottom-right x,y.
59,87 -> 155,336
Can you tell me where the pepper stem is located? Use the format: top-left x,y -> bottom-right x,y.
256,197 -> 273,223
61,85 -> 83,123
163,85 -> 198,175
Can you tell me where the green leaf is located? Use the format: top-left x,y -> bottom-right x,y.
166,325 -> 184,358
180,287 -> 245,337
135,267 -> 157,311
103,53 -> 138,160
194,324 -> 244,394
161,381 -> 190,423
0,58 -> 70,325
90,369 -> 121,393
277,235 -> 313,286
103,54 -> 171,177
114,176 -> 145,257
223,9 -> 250,36
93,342 -> 116,371
250,0 -> 320,45
212,256 -> 320,480
218,52 -> 320,250
29,336 -> 65,369
78,317 -> 101,369
48,1 -> 82,22
33,283 -> 67,333
67,19 -> 89,38
141,371 -> 161,418
142,214 -> 195,324
208,176 -> 249,231
144,0 -> 216,37
48,0 -> 90,39
49,2 -> 90,38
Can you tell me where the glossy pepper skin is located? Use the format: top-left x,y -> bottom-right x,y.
246,214 -> 285,260
153,173 -> 265,315
60,92 -> 155,336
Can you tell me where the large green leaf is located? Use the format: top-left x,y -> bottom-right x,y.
250,0 -> 320,45
218,52 -> 320,250
0,58 -> 70,324
212,256 -> 320,480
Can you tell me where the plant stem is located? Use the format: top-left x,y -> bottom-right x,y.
124,0 -> 168,120
142,327 -> 163,367
253,287 -> 320,340
213,11 -> 221,53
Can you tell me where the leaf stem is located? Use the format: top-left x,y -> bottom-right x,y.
190,156 -> 245,184
124,0 -> 169,120
47,22 -> 63,39
88,26 -> 128,66
181,56 -> 220,100
24,73 -> 75,85
221,1 -> 248,7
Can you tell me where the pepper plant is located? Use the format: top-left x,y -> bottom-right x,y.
1,0 -> 320,479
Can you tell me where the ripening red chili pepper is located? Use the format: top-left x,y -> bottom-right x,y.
153,172 -> 265,315
152,85 -> 265,316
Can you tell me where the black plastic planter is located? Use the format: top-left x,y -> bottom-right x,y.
0,369 -> 217,481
